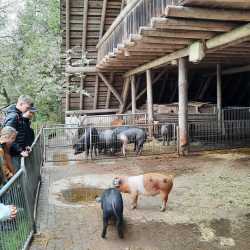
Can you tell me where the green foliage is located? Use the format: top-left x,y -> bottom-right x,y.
0,0 -> 62,123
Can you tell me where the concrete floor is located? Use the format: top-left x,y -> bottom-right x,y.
30,149 -> 250,250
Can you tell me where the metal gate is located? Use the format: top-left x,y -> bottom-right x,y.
43,123 -> 177,162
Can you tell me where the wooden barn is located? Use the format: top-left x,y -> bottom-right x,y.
61,0 -> 250,154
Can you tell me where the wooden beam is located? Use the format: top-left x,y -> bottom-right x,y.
146,70 -> 153,123
66,0 -> 70,51
134,37 -> 193,45
180,0 -> 250,9
127,42 -> 185,50
124,48 -> 189,78
206,23 -> 250,50
79,75 -> 85,110
82,0 -> 89,51
219,64 -> 250,76
105,73 -> 114,109
131,75 -> 136,114
99,0 -> 108,40
65,109 -> 119,116
217,64 -> 222,131
139,27 -> 215,40
119,77 -> 130,113
65,0 -> 70,111
152,17 -> 236,32
65,76 -> 70,111
66,66 -> 97,74
159,73 -> 168,102
98,72 -> 123,106
93,75 -> 99,109
178,57 -> 189,155
198,76 -> 212,100
125,23 -> 250,77
121,0 -> 126,11
126,69 -> 167,109
166,6 -> 250,22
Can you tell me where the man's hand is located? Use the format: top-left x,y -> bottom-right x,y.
25,146 -> 32,152
20,151 -> 29,157
9,205 -> 17,219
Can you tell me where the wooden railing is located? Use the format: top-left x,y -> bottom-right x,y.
97,0 -> 181,62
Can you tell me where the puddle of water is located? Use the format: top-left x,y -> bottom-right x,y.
61,187 -> 103,203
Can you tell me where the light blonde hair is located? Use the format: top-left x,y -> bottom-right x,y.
0,126 -> 17,142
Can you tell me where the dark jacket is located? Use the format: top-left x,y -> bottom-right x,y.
23,117 -> 35,147
3,105 -> 26,156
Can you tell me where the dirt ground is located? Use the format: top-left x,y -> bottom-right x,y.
30,148 -> 250,250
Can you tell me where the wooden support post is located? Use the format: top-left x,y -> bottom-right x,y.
65,0 -> 70,111
178,57 -> 189,155
131,75 -> 136,114
119,77 -> 130,113
82,0 -> 88,51
159,74 -> 168,102
99,0 -> 107,40
66,0 -> 70,51
65,76 -> 70,111
146,70 -> 154,123
105,73 -> 114,109
98,73 -> 123,106
93,75 -> 99,109
198,76 -> 212,100
217,64 -> 222,131
121,0 -> 126,10
126,70 -> 166,110
79,75 -> 86,110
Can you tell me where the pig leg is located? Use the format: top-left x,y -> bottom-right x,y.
133,141 -> 137,152
160,191 -> 169,212
167,130 -> 170,146
136,141 -> 143,155
116,218 -> 124,238
131,192 -> 139,209
94,145 -> 98,157
85,147 -> 89,159
122,140 -> 128,157
101,216 -> 109,238
163,135 -> 166,146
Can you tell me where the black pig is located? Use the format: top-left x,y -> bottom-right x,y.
73,127 -> 99,158
98,188 -> 124,239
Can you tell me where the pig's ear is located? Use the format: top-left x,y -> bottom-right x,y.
95,196 -> 101,203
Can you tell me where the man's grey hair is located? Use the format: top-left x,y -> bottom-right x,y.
17,95 -> 33,105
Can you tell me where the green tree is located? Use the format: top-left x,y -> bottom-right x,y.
0,0 -> 62,123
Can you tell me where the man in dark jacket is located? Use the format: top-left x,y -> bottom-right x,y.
23,106 -> 37,148
3,95 -> 33,171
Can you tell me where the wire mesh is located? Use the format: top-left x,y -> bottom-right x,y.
0,132 -> 43,250
43,123 -> 177,162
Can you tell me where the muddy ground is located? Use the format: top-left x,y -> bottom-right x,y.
30,149 -> 250,250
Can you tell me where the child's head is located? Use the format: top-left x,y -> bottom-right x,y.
0,126 -> 17,144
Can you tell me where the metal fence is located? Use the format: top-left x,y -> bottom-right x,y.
189,107 -> 250,150
43,123 -> 177,162
65,112 -> 148,127
44,107 -> 250,162
0,131 -> 43,250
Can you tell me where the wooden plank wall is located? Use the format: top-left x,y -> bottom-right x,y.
61,0 -> 124,111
